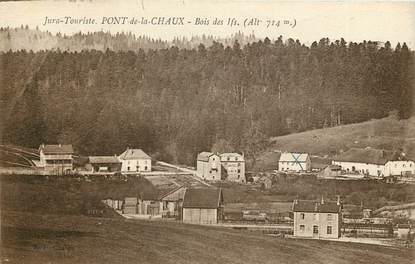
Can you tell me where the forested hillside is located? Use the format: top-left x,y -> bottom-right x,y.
1,30 -> 413,166
0,27 -> 257,52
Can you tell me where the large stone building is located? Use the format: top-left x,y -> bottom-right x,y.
38,144 -> 74,174
278,152 -> 311,172
196,152 -> 245,183
196,152 -> 221,181
332,148 -> 389,177
293,198 -> 342,239
182,188 -> 224,225
118,148 -> 152,173
220,153 -> 245,183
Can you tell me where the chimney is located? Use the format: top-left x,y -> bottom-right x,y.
59,144 -> 62,148
321,196 -> 325,204
337,195 -> 341,205
314,202 -> 318,211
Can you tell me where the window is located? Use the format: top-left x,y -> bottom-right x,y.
403,164 -> 406,168
300,225 -> 305,232
313,214 -> 318,221
410,163 -> 412,167
313,225 -> 319,234
352,166 -> 355,171
300,213 -> 305,220
127,166 -> 130,171
145,166 -> 148,170
238,169 -> 241,173
227,157 -> 230,161
236,157 -> 238,161
327,226 -> 332,235
136,166 -> 139,171
327,214 -> 332,221
238,175 -> 240,179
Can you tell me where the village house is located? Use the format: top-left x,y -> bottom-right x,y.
293,197 -> 342,239
383,160 -> 415,177
136,191 -> 163,218
196,152 -> 221,181
86,155 -> 121,174
118,148 -> 152,173
278,152 -> 311,172
220,153 -> 246,183
182,188 -> 224,225
38,144 -> 74,174
332,147 -> 390,178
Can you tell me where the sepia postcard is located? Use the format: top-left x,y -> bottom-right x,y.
0,0 -> 414,263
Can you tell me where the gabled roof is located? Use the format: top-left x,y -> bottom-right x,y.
183,188 -> 223,209
197,152 -> 217,162
333,148 -> 392,165
39,144 -> 74,154
89,156 -> 120,164
220,153 -> 244,161
293,200 -> 341,213
279,152 -> 309,162
118,149 -> 151,160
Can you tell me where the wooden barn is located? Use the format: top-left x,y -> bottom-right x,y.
182,188 -> 224,225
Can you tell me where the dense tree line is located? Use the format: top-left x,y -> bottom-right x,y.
1,36 -> 413,167
0,27 -> 256,52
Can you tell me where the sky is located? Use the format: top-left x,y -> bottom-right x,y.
0,0 -> 414,47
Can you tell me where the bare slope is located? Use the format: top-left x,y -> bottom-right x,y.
2,211 -> 413,264
255,116 -> 415,171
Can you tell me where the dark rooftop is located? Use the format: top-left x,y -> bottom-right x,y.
39,144 -> 74,154
293,200 -> 341,213
333,147 -> 392,165
183,188 -> 223,209
89,156 -> 120,164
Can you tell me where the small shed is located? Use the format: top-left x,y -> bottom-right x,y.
182,188 -> 224,225
88,156 -> 121,173
318,165 -> 342,178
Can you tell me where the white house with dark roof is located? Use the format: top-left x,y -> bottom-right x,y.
38,144 -> 74,173
332,147 -> 390,177
196,152 -> 221,181
278,152 -> 311,172
293,198 -> 342,238
118,148 -> 152,173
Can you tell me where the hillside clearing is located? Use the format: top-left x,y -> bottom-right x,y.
255,116 -> 415,171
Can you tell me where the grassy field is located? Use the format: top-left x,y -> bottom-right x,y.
1,175 -> 414,264
254,116 -> 415,171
